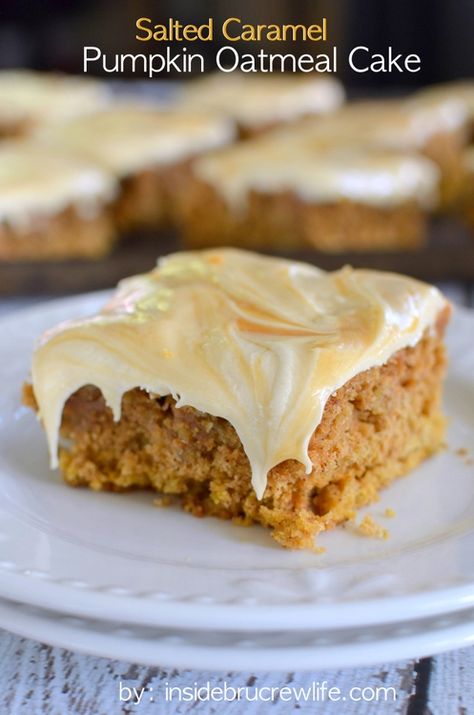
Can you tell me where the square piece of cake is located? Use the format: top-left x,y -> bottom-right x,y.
173,130 -> 439,252
25,249 -> 450,549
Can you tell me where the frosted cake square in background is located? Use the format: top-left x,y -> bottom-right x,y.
0,141 -> 118,261
173,129 -> 440,252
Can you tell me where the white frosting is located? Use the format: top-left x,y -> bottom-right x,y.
37,104 -> 236,178
180,73 -> 345,128
415,81 -> 474,122
0,70 -> 110,127
0,142 -> 118,227
193,132 -> 440,209
31,249 -> 448,500
297,96 -> 467,151
399,94 -> 468,146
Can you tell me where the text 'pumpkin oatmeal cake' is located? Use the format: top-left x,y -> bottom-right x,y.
24,249 -> 450,549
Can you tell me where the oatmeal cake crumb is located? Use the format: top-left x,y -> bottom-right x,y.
357,515 -> 390,540
153,495 -> 173,508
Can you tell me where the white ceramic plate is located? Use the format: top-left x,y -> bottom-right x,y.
1,597 -> 473,670
0,294 -> 473,632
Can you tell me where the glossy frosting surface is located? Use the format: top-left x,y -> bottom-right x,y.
31,250 -> 447,499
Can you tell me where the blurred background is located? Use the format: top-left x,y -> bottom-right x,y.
0,0 -> 473,297
0,0 -> 473,88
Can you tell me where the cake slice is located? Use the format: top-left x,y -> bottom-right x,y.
24,249 -> 450,549
174,130 -> 439,252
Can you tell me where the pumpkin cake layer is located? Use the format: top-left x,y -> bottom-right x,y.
461,147 -> 474,230
25,250 -> 449,549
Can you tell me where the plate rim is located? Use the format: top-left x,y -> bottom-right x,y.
1,567 -> 474,632
0,596 -> 473,671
